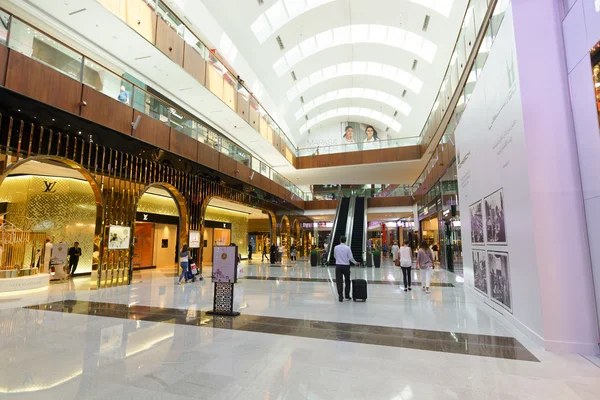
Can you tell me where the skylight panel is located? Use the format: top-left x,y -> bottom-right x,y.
369,25 -> 387,43
299,38 -> 317,57
252,0 -> 335,44
273,24 -> 437,76
265,2 -> 287,32
295,109 -> 304,120
363,88 -> 377,100
299,107 -> 402,134
314,95 -> 326,106
251,15 -> 271,44
333,26 -> 351,45
286,63 -> 423,101
316,30 -> 334,49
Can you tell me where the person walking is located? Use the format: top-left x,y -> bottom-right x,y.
178,244 -> 190,284
432,243 -> 439,262
290,244 -> 297,261
248,243 -> 253,260
416,241 -> 434,294
391,241 -> 400,265
262,244 -> 267,262
270,243 -> 277,264
67,242 -> 82,278
400,241 -> 413,291
333,236 -> 360,302
278,244 -> 284,263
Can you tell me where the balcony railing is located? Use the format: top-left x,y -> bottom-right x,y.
0,8 -> 310,201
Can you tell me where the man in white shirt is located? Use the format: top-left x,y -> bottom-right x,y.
333,236 -> 359,302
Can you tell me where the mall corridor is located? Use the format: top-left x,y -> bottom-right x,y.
1,0 -> 600,398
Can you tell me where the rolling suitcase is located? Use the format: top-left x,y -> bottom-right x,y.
352,279 -> 367,302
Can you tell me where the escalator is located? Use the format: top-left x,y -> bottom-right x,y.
350,197 -> 366,263
327,197 -> 350,265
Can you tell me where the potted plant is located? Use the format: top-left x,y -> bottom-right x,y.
373,249 -> 381,268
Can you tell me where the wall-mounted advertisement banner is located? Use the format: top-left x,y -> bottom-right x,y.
108,225 -> 131,250
189,230 -> 201,249
212,246 -> 237,283
302,122 -> 393,152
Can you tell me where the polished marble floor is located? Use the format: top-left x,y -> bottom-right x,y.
1,258 -> 599,399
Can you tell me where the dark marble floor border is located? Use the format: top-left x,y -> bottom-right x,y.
240,276 -> 454,287
26,300 -> 538,362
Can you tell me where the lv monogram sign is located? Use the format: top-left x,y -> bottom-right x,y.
43,181 -> 57,193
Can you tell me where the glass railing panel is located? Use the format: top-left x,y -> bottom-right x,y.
83,58 -> 133,106
170,109 -> 196,139
260,162 -> 269,178
8,19 -> 83,80
0,10 -> 9,45
220,137 -> 235,157
157,0 -> 184,37
251,157 -> 261,173
223,71 -> 238,111
132,86 -> 170,124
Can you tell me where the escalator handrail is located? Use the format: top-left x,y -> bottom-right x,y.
346,196 -> 356,256
326,197 -> 343,264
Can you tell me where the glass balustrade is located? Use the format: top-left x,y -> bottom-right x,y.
0,11 -> 308,200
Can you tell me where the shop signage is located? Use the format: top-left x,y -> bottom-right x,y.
212,246 -> 237,283
204,220 -> 232,229
135,212 -> 179,225
189,231 -> 201,248
42,181 -> 57,193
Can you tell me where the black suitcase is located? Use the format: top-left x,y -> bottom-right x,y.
352,279 -> 367,301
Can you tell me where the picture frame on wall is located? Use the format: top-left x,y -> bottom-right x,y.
189,230 -> 201,249
108,225 -> 131,250
488,251 -> 512,312
484,188 -> 507,245
469,200 -> 484,244
472,250 -> 488,296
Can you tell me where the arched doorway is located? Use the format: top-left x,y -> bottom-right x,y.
200,196 -> 274,267
133,183 -> 188,275
0,156 -> 103,289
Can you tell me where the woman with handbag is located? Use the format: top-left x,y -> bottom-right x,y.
399,241 -> 413,291
178,244 -> 190,285
416,241 -> 434,294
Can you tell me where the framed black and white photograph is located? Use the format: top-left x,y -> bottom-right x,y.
469,200 -> 484,244
472,250 -> 488,296
108,225 -> 131,250
484,189 -> 507,244
488,251 -> 512,312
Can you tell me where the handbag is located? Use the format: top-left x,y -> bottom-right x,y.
190,260 -> 198,275
394,259 -> 400,267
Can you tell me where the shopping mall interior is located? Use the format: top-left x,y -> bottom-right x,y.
0,0 -> 600,398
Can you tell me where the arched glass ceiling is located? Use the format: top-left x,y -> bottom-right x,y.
295,88 -> 412,120
287,62 -> 423,101
274,25 -> 437,77
299,108 -> 402,134
251,0 -> 455,45
251,0 -> 334,44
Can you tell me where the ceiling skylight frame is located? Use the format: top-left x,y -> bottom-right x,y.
273,24 -> 438,77
299,108 -> 402,134
294,88 -> 412,120
286,62 -> 424,102
251,0 -> 456,44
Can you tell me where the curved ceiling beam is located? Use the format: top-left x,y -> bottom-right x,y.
299,107 -> 402,134
273,24 -> 437,77
294,88 -> 412,120
251,0 -> 455,45
287,62 -> 423,102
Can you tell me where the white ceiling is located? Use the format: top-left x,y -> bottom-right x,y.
197,0 -> 469,146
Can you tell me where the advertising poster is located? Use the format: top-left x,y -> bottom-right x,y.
50,242 -> 68,266
212,246 -> 237,283
108,225 -> 131,250
189,230 -> 201,249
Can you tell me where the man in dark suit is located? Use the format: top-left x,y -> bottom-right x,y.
68,242 -> 82,278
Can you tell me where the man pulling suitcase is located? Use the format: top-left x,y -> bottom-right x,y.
333,236 -> 360,302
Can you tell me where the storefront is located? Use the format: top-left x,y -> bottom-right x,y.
202,220 -> 232,264
132,186 -> 181,270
